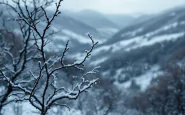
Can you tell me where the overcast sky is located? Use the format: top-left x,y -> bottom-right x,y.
59,0 -> 185,14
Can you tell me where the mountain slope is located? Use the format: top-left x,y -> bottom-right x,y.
0,7 -> 110,53
106,14 -> 153,28
64,10 -> 119,29
104,7 -> 185,46
89,6 -> 185,91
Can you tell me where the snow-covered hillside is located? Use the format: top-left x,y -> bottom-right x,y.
88,6 -> 185,92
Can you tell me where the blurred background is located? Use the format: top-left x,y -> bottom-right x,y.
1,0 -> 185,115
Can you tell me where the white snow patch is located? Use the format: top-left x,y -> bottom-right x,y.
53,35 -> 70,42
120,36 -> 143,46
115,68 -> 123,79
180,21 -> 185,25
134,65 -> 163,91
93,35 -> 143,54
114,65 -> 164,91
145,22 -> 179,38
102,70 -> 110,76
162,22 -> 178,30
0,86 -> 5,93
131,28 -> 143,36
70,52 -> 89,62
2,102 -> 83,115
114,80 -> 131,89
60,108 -> 82,115
94,32 -> 184,56
91,57 -> 108,66
93,45 -> 111,54
126,32 -> 184,51
21,102 -> 38,115
62,29 -> 91,44
3,102 -> 38,115
121,28 -> 143,37
51,26 -> 60,32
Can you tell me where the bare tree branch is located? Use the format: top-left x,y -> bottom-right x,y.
0,0 -> 98,115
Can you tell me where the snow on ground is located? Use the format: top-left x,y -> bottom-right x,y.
59,109 -> 82,115
134,65 -> 163,91
2,102 -> 38,115
125,32 -> 185,51
46,35 -> 69,52
121,28 -> 143,37
145,22 -> 179,38
97,28 -> 119,36
2,101 -> 82,115
180,21 -> 185,25
0,86 -> 5,94
94,32 -> 184,55
62,29 -> 92,44
114,68 -> 124,79
52,35 -> 70,42
162,22 -> 178,31
93,45 -> 111,54
92,31 -> 184,66
114,65 -> 164,91
90,57 -> 108,66
94,21 -> 183,55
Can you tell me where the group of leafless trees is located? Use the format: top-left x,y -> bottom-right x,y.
0,0 -> 99,115
124,57 -> 185,115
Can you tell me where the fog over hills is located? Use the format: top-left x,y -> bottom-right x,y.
1,3 -> 185,114
89,5 -> 185,91
2,4 -> 185,91
64,10 -> 119,29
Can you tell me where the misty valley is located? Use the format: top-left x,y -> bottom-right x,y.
0,0 -> 185,115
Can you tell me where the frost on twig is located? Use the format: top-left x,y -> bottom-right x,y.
0,0 -> 99,115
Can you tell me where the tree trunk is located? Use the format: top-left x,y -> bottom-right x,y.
0,85 -> 13,114
41,112 -> 47,115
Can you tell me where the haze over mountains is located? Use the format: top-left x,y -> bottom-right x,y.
3,5 -> 185,91
88,5 -> 185,91
47,5 -> 185,114
1,2 -> 185,114
63,9 -> 153,29
53,5 -> 185,91
35,5 -> 185,92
